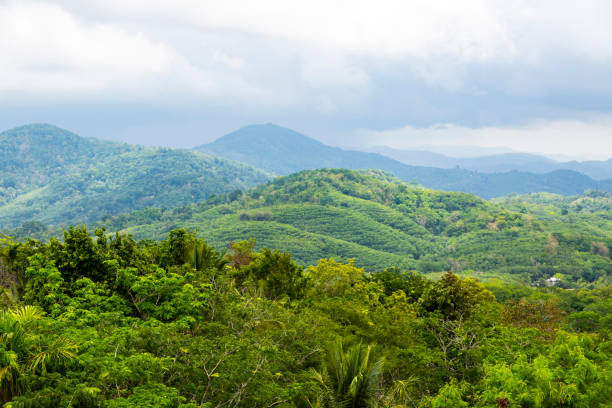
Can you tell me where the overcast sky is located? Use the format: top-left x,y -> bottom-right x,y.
1,0 -> 611,159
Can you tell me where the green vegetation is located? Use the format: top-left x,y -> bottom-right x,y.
494,190 -> 612,238
0,228 -> 609,407
2,125 -> 610,406
0,124 -> 271,229
196,124 -> 612,198
90,169 -> 611,287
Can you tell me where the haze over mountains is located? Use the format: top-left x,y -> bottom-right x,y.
197,123 -> 612,198
1,123 -> 612,230
368,146 -> 612,180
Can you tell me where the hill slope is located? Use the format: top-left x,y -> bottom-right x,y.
196,124 -> 612,197
98,169 -> 612,285
0,124 -> 271,228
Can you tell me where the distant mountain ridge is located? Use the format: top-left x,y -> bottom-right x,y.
196,124 -> 612,198
0,124 -> 270,228
368,146 -> 612,179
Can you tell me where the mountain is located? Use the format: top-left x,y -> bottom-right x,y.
196,124 -> 612,197
197,123 -> 376,175
369,146 -> 612,180
98,169 -> 611,284
0,124 -> 271,228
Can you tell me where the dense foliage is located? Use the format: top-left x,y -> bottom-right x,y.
89,169 -> 612,287
197,124 -> 612,198
0,228 -> 609,407
0,125 -> 270,228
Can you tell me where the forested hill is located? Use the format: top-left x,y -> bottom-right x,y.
0,124 -> 271,228
196,123 -> 612,198
99,169 -> 612,286
0,124 -> 133,193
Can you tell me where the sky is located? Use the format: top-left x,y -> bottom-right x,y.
1,0 -> 611,159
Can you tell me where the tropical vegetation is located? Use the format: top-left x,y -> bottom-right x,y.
0,227 -> 609,407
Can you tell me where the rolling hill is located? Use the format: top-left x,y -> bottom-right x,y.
196,124 -> 612,197
97,169 -> 612,285
0,124 -> 271,228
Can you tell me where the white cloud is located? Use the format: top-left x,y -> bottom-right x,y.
0,1 -> 173,94
56,0 -> 612,61
55,0 -> 513,60
354,116 -> 612,160
43,0 -> 612,94
6,1 -> 612,99
0,1 -> 292,106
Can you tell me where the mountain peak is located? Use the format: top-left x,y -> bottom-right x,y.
196,124 -> 332,174
0,123 -> 79,141
209,123 -> 324,147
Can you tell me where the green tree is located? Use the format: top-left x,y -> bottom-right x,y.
243,248 -> 307,299
307,341 -> 384,408
0,306 -> 77,404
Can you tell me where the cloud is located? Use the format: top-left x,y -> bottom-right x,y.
1,0 -> 611,158
353,116 -> 612,160
0,1 -> 295,107
50,0 -> 528,59
40,0 -> 612,96
0,1 -> 172,95
56,1 -> 612,60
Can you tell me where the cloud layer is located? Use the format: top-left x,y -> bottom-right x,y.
1,0 -> 611,157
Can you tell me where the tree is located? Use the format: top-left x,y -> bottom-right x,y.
0,306 -> 77,403
244,248 -> 307,299
159,229 -> 196,268
188,239 -> 227,273
418,272 -> 495,320
227,238 -> 256,269
47,226 -> 109,283
306,259 -> 364,297
502,299 -> 566,339
306,341 -> 384,408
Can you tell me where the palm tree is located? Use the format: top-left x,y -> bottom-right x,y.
307,341 -> 384,408
0,306 -> 77,403
188,240 -> 228,273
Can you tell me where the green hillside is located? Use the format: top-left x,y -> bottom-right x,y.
98,169 -> 612,286
0,124 -> 132,198
494,190 -> 612,238
196,124 -> 612,198
0,124 -> 271,228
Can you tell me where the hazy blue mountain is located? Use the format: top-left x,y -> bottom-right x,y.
195,124 -> 612,198
0,124 -> 271,228
369,146 -> 612,179
560,159 -> 612,180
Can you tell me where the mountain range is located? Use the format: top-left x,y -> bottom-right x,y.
2,122 -> 612,230
197,124 -> 612,198
368,146 -> 612,179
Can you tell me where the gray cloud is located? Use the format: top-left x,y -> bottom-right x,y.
1,0 -> 611,157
